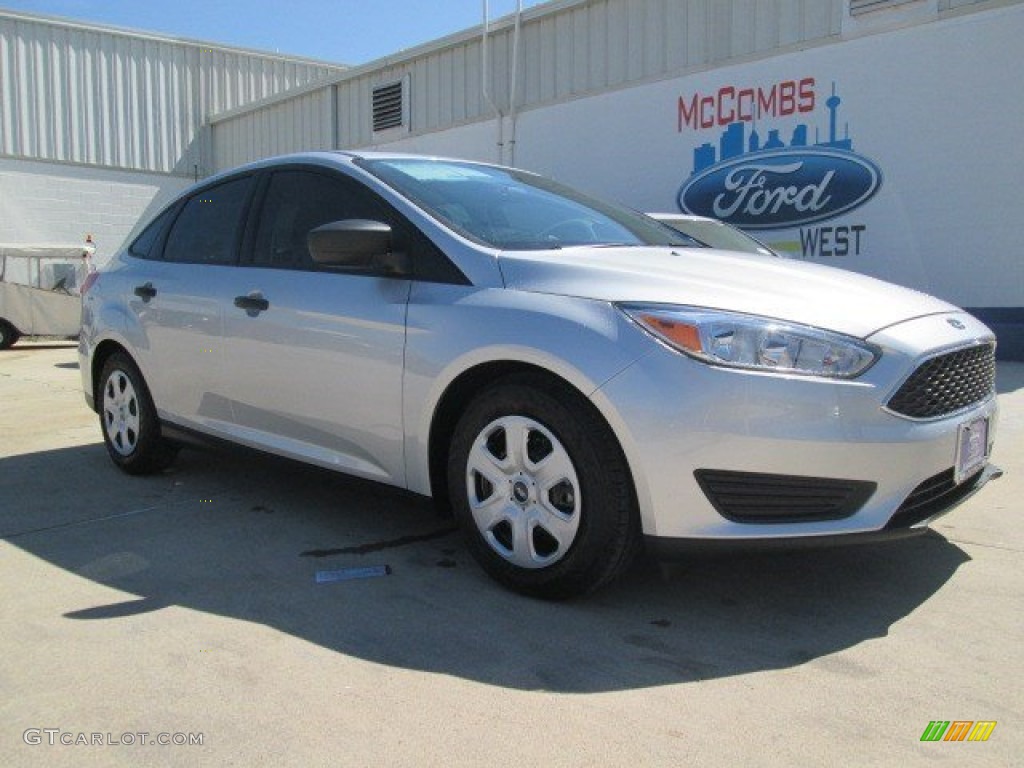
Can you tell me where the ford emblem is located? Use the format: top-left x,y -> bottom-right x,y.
947,318 -> 966,330
679,148 -> 883,230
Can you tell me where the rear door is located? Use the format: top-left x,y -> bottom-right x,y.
220,167 -> 414,485
128,175 -> 253,428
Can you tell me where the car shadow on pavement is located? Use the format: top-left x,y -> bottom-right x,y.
1,442 -> 970,693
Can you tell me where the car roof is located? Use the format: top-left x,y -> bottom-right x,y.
194,151 -> 527,190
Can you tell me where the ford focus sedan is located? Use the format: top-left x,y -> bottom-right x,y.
79,151 -> 999,598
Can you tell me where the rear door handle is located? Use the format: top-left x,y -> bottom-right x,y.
134,282 -> 157,301
234,293 -> 269,312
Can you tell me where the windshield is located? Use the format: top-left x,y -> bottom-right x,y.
358,158 -> 697,251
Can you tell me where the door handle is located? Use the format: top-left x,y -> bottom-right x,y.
133,282 -> 157,301
234,293 -> 270,312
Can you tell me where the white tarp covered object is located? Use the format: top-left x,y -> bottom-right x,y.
0,244 -> 92,337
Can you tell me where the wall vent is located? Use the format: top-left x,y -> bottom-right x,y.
850,0 -> 919,15
372,81 -> 405,132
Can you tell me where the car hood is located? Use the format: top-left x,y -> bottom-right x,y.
498,247 -> 958,338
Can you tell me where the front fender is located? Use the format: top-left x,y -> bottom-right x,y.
402,284 -> 653,497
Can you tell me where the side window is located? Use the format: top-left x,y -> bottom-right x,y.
252,170 -> 392,270
128,205 -> 177,259
163,176 -> 252,265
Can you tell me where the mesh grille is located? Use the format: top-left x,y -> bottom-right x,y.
887,344 -> 995,419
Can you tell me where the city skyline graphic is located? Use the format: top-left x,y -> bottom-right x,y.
692,82 -> 853,175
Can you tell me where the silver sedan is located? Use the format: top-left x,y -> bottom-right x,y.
79,152 -> 999,598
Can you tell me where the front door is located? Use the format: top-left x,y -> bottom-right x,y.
220,168 -> 411,485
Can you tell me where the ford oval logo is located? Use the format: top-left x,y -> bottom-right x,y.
678,148 -> 882,230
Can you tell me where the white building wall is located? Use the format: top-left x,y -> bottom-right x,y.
203,0 -> 1021,353
0,158 -> 191,262
207,0 -> 1001,171
372,2 -> 1024,315
2,2 -> 1015,326
209,0 -> 851,167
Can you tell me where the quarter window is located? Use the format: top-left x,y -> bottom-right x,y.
128,205 -> 177,260
163,177 -> 253,265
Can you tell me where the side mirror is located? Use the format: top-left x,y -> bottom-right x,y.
307,219 -> 411,276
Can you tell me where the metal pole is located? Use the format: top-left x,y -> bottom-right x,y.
508,0 -> 522,166
481,1 -> 504,163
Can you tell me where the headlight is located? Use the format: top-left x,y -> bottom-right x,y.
619,305 -> 879,379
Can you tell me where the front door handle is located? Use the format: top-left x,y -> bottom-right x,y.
134,282 -> 157,301
234,293 -> 270,313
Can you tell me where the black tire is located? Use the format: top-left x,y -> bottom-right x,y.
0,319 -> 20,350
448,373 -> 641,599
97,352 -> 179,475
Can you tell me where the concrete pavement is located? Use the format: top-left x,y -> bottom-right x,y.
1,341 -> 1021,766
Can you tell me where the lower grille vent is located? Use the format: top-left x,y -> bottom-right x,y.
695,470 -> 876,524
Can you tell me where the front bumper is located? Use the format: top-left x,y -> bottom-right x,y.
591,311 -> 999,541
644,463 -> 1002,557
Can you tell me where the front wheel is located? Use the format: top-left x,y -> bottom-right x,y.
98,352 -> 178,475
448,374 -> 641,599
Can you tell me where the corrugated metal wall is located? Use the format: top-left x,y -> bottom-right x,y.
211,0 -> 848,168
210,0 -> 1007,172
1,1 -> 1002,176
212,87 -> 336,170
0,10 -> 343,175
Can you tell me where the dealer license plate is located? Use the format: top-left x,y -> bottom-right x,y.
955,416 -> 989,485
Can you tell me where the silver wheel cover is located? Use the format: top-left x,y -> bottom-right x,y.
465,415 -> 581,569
102,369 -> 141,457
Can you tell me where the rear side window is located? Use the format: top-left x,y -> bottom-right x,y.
128,205 -> 177,259
163,176 -> 253,265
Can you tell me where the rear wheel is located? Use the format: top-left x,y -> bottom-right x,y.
448,374 -> 640,599
0,320 -> 20,350
98,353 -> 178,474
